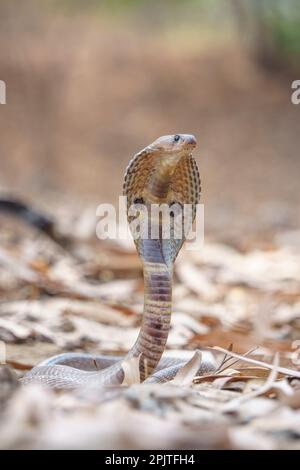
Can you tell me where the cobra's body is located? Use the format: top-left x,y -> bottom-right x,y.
22,134 -> 213,388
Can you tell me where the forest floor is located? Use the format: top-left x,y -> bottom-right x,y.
0,207 -> 300,449
0,11 -> 300,449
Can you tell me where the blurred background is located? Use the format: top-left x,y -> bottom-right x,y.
1,2 -> 300,449
0,0 -> 300,243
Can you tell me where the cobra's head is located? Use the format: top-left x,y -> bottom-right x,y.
148,134 -> 197,157
123,134 -> 200,265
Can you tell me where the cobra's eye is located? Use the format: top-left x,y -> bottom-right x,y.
133,197 -> 144,205
174,134 -> 180,142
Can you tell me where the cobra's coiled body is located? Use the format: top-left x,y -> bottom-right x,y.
22,134 -> 213,389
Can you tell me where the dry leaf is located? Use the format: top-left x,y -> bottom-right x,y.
171,351 -> 202,386
121,355 -> 141,385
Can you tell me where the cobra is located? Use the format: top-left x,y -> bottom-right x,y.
22,134 -> 214,388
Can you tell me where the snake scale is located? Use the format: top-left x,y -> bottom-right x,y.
21,134 -> 214,388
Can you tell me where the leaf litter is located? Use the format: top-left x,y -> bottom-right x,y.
0,209 -> 300,449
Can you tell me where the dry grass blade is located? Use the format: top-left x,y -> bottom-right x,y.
221,353 -> 280,412
216,346 -> 259,375
213,347 -> 300,379
215,343 -> 233,373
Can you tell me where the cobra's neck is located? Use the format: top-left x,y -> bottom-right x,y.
127,238 -> 172,381
145,152 -> 182,201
